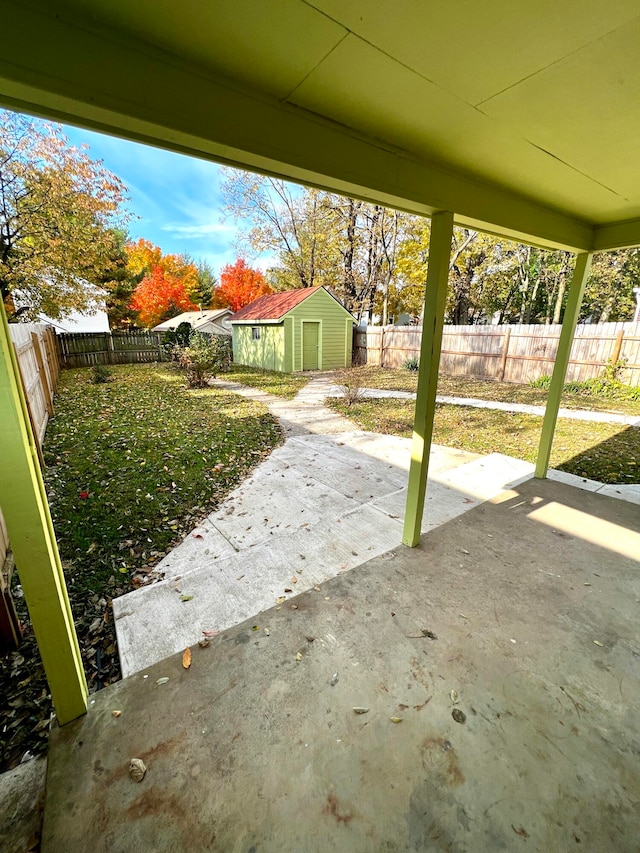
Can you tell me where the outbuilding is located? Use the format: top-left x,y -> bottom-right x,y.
230,286 -> 354,372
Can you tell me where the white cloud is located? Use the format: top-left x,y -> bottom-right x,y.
161,221 -> 236,239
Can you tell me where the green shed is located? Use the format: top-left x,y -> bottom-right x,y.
230,286 -> 355,372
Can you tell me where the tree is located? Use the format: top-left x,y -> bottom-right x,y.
214,258 -> 272,312
193,259 -> 217,308
126,238 -> 200,327
0,110 -> 129,319
128,265 -> 198,328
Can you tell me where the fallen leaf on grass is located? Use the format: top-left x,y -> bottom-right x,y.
182,647 -> 192,669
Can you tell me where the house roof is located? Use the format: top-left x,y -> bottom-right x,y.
6,2 -> 640,253
153,309 -> 231,332
231,287 -> 324,321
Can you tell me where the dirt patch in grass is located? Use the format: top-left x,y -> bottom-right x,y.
224,365 -> 309,399
353,366 -> 640,416
327,397 -> 639,484
1,363 -> 283,772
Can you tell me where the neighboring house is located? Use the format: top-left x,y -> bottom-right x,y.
152,308 -> 232,336
231,286 -> 354,372
38,306 -> 111,334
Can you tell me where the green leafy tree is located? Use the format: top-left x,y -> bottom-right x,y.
0,110 -> 129,319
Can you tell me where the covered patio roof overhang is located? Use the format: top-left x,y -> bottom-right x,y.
0,0 -> 639,723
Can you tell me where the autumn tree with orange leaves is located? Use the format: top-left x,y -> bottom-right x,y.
127,238 -> 199,327
214,258 -> 271,312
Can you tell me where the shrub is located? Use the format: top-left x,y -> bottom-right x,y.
177,333 -> 231,387
404,357 -> 420,372
335,367 -> 367,406
91,364 -> 111,384
529,374 -> 551,389
162,321 -> 193,358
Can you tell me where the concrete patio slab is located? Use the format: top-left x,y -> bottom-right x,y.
43,478 -> 640,852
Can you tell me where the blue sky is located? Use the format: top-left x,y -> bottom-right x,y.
62,123 -> 267,277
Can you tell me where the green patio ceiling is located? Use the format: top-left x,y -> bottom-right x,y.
1,0 -> 640,250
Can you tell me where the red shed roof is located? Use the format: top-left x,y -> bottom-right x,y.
231,286 -> 323,321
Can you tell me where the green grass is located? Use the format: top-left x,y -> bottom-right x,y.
1,363 -> 284,772
223,364 -> 310,399
349,366 -> 640,417
327,397 -> 639,484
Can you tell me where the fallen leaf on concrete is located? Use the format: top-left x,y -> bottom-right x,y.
129,758 -> 146,782
182,648 -> 192,669
191,532 -> 204,539
330,672 -> 339,686
156,677 -> 169,685
296,652 -> 302,661
353,707 -> 369,715
511,825 -> 529,839
450,690 -> 459,704
202,629 -> 220,637
290,604 -> 298,610
461,548 -> 470,555
263,628 -> 270,636
284,588 -> 293,593
422,629 -> 437,640
313,586 -> 321,592
111,710 -> 122,718
251,625 -> 260,632
390,717 -> 403,724
593,640 -> 604,647
452,709 -> 466,724
291,577 -> 298,584
306,635 -> 315,642
180,594 -> 193,602
276,596 -> 286,604
198,638 -> 210,648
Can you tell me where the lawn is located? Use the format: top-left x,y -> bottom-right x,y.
327,397 -> 639,484
1,363 -> 283,772
223,364 -> 310,399
349,365 -> 640,417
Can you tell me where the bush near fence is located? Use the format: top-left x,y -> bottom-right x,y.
355,321 -> 640,387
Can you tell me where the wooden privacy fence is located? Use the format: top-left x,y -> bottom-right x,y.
58,330 -> 165,367
359,321 -> 640,386
8,323 -> 60,451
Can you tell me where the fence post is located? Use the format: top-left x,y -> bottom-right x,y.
380,326 -> 386,367
31,332 -> 54,416
0,303 -> 88,724
610,329 -> 625,367
157,333 -> 164,361
106,333 -> 115,365
498,328 -> 511,382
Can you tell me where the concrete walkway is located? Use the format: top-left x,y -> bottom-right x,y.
112,374 -> 640,676
308,379 -> 640,427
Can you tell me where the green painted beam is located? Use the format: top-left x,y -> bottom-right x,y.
0,1 -> 593,253
535,252 -> 593,479
0,304 -> 87,724
402,211 -> 454,547
591,219 -> 640,252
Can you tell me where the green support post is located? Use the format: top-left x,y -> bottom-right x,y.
403,211 -> 454,547
0,303 -> 87,724
535,252 -> 593,479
